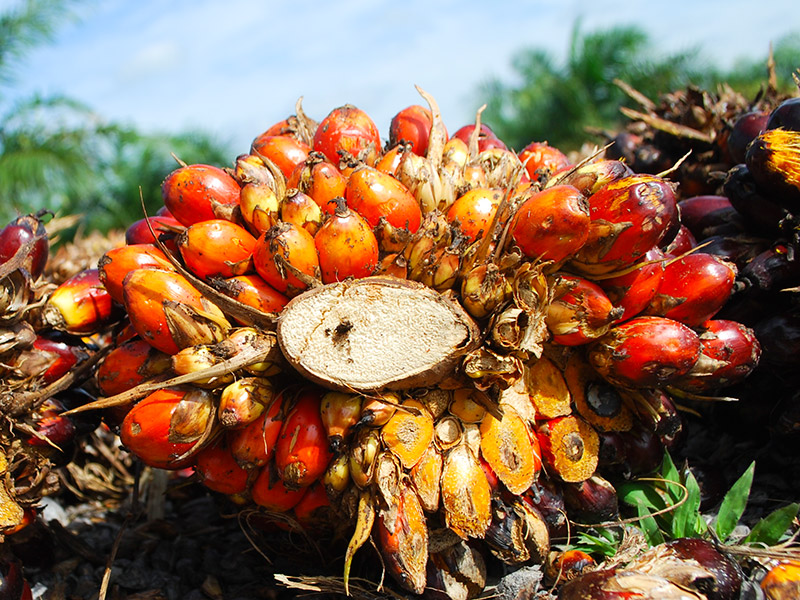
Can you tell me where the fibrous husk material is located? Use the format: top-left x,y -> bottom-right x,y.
277,276 -> 480,392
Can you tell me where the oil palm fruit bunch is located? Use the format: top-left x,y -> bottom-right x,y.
607,68 -> 800,439
0,212 -> 115,546
81,87 -> 762,599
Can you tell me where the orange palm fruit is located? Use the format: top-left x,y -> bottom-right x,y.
228,392 -> 284,468
122,269 -> 230,355
510,185 -> 590,264
98,244 -> 175,304
193,437 -> 250,495
314,199 -> 379,283
287,151 -> 347,215
524,357 -> 572,419
217,274 -> 288,323
292,481 -> 332,529
43,268 -> 117,335
564,352 -> 634,432
251,462 -> 307,512
380,399 -> 434,469
275,387 -> 333,488
446,188 -> 502,243
250,134 -> 310,180
536,416 -> 599,483
345,165 -> 422,234
162,164 -> 241,226
252,222 -> 320,297
96,339 -> 172,397
280,189 -> 323,236
313,104 -> 381,167
119,387 -> 214,469
178,219 -> 257,280
409,443 -> 443,512
480,404 -> 542,495
377,480 -> 429,594
441,443 -> 492,539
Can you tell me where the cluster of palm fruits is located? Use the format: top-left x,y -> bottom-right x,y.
62,87 -> 766,598
608,73 -> 800,440
0,212 -> 119,597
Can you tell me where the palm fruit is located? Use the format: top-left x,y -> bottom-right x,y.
78,87 -> 767,600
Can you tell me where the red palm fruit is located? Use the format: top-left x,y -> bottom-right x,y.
43,268 -> 116,335
451,123 -> 506,152
287,152 -> 347,215
98,244 -> 175,304
313,104 -> 381,166
546,276 -> 623,346
728,110 -> 769,163
345,165 -> 422,234
562,475 -> 619,524
122,269 -> 230,354
178,219 -> 257,280
522,480 -> 568,539
193,437 -> 249,495
119,387 -> 213,469
26,398 -> 75,448
446,188 -> 502,243
671,320 -> 761,393
739,244 -> 800,293
723,164 -> 787,236
677,195 -> 742,239
550,159 -> 633,196
390,105 -> 436,156
0,558 -> 33,600
292,481 -> 331,528
375,252 -> 408,279
0,213 -> 49,279
663,224 -> 697,256
599,248 -> 665,323
250,134 -> 310,179
573,175 -> 678,274
510,185 -> 590,264
252,222 -> 320,296
161,164 -> 241,226
519,141 -> 571,185
96,339 -> 172,397
228,391 -> 284,468
536,415 -> 599,483
280,189 -> 323,236
587,316 -> 701,388
644,253 -> 737,327
15,335 -> 86,386
319,391 -> 362,453
217,274 -> 288,319
275,387 -> 333,488
251,462 -> 307,512
125,215 -> 182,253
314,199 -> 379,283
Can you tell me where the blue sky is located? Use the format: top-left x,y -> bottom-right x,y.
6,0 -> 798,153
